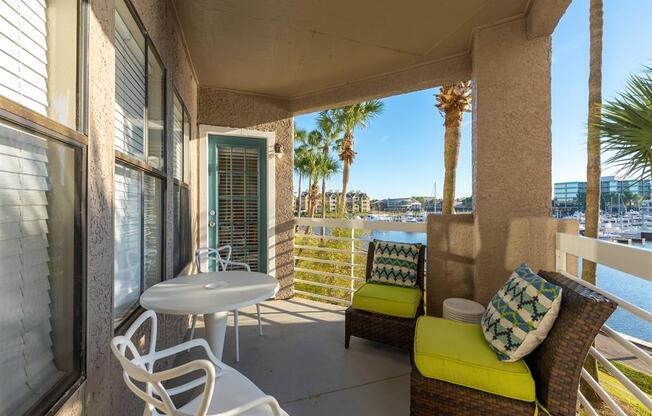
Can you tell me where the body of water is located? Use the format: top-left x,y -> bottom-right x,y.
371,231 -> 652,342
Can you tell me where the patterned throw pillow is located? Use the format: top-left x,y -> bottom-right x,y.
481,264 -> 562,362
368,240 -> 422,288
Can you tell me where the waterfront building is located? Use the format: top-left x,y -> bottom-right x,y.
295,191 -> 370,214
553,177 -> 651,216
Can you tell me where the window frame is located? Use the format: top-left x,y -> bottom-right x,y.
0,101 -> 87,416
112,0 -> 168,329
172,90 -> 192,275
0,0 -> 88,413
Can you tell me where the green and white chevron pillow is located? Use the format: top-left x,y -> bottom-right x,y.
481,264 -> 562,362
368,240 -> 422,288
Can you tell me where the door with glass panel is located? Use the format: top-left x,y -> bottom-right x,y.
208,135 -> 267,272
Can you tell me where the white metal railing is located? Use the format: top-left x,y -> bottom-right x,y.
556,233 -> 652,415
293,217 -> 427,305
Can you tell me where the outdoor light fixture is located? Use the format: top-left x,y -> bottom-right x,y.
274,143 -> 284,159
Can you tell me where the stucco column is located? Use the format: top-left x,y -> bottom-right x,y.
471,19 -> 553,304
84,0 -> 116,415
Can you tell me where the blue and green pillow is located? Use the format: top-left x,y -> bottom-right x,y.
481,264 -> 562,362
368,240 -> 422,288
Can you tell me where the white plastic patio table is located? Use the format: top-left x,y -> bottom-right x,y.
140,271 -> 279,360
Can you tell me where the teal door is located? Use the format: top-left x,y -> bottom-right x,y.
208,135 -> 267,272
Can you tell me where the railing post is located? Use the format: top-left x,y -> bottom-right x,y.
350,227 -> 355,303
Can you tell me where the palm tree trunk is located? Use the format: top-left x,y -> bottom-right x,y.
297,173 -> 303,217
309,180 -> 319,218
581,0 -> 603,404
340,161 -> 350,215
442,111 -> 462,214
307,176 -> 313,216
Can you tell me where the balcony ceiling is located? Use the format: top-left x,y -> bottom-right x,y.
173,0 -> 530,100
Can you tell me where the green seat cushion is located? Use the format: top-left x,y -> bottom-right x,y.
351,283 -> 422,318
414,316 -> 536,402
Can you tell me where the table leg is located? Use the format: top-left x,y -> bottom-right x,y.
203,311 -> 229,360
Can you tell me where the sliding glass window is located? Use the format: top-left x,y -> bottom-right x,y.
0,0 -> 82,130
172,93 -> 191,275
0,1 -> 86,414
0,121 -> 83,416
113,0 -> 166,326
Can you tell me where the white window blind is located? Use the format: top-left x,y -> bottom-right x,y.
0,124 -> 60,415
0,0 -> 49,115
217,145 -> 261,271
114,164 -> 142,324
172,96 -> 183,181
143,175 -> 162,289
114,9 -> 146,159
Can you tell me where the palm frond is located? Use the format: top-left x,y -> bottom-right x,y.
596,68 -> 652,181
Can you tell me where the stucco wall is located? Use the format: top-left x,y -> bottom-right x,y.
426,216 -> 579,316
197,88 -> 295,299
471,18 -> 554,305
56,0 -> 198,414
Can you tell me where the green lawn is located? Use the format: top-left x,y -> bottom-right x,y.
581,361 -> 652,415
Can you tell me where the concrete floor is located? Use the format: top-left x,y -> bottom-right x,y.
187,298 -> 411,416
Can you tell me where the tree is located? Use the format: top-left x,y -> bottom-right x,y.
305,130 -> 325,215
309,154 -> 340,218
435,82 -> 472,214
333,101 -> 384,215
596,68 -> 652,181
317,110 -> 343,220
582,0 -> 603,402
583,0 -> 603,286
294,128 -> 309,216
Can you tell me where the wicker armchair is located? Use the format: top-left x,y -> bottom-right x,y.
410,270 -> 617,416
344,241 -> 426,351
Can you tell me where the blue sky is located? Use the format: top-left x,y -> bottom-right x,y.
294,0 -> 652,200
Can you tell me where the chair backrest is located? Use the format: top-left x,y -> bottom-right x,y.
110,310 -> 175,415
365,241 -> 426,290
526,271 -> 616,416
111,310 -> 217,416
195,246 -> 232,273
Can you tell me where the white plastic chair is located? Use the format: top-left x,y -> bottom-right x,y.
193,246 -> 263,362
110,310 -> 286,416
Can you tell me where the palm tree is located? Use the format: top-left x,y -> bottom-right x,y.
294,128 -> 309,217
317,110 -> 342,219
596,68 -> 652,181
582,0 -> 603,401
307,154 -> 340,218
305,129 -> 325,215
333,101 -> 384,215
435,81 -> 472,214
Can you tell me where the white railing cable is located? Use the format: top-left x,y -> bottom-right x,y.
600,325 -> 652,370
294,290 -> 351,305
295,217 -> 427,233
295,245 -> 367,255
294,268 -> 364,282
295,256 -> 366,268
577,391 -> 600,416
294,217 -> 426,306
295,279 -> 353,292
580,369 -> 628,416
297,233 -> 369,243
558,270 -> 652,325
588,346 -> 652,411
556,232 -> 652,413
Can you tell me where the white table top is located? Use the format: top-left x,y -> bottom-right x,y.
140,271 -> 279,315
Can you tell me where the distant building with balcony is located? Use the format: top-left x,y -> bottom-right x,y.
295,190 -> 370,214
553,177 -> 651,216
